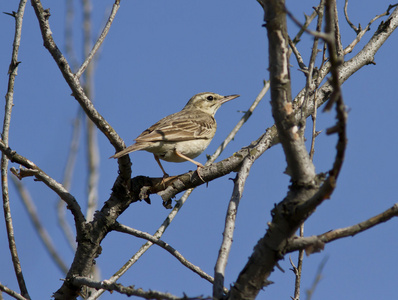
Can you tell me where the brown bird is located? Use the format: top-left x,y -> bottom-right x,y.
111,92 -> 239,177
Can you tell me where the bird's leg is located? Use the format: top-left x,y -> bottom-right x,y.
174,150 -> 205,182
153,154 -> 169,178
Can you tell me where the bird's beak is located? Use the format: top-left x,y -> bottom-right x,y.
220,94 -> 240,104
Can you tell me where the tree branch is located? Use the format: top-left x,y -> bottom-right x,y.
0,283 -> 27,300
0,141 -> 86,237
2,1 -> 30,298
11,176 -> 69,274
70,277 -> 188,300
227,1 -> 385,298
286,203 -> 398,254
75,0 -> 121,79
213,153 -> 256,299
344,2 -> 398,54
57,109 -> 82,252
30,0 -> 129,177
112,223 -> 226,291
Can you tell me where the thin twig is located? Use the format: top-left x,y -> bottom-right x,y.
1,1 -> 30,299
82,0 -> 100,224
213,153 -> 256,299
64,0 -> 79,71
11,176 -> 69,274
300,0 -> 325,134
31,0 -> 126,157
292,225 -> 304,300
296,0 -> 348,214
112,223 -> 226,291
87,189 -> 194,300
57,109 -> 82,251
75,0 -> 121,79
0,284 -> 27,300
291,5 -> 325,299
286,203 -> 398,254
309,43 -> 327,160
71,276 -> 192,300
286,6 -> 331,42
292,9 -> 319,44
0,141 -> 86,236
305,256 -> 328,300
288,36 -> 307,70
344,3 -> 398,54
344,0 -> 360,33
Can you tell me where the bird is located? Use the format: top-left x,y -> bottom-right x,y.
110,92 -> 240,177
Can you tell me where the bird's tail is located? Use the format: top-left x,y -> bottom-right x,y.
110,144 -> 144,159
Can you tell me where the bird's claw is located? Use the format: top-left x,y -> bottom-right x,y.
196,165 -> 205,183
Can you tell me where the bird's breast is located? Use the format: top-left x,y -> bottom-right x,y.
145,139 -> 212,162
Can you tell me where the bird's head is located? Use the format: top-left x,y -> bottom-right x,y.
183,92 -> 240,116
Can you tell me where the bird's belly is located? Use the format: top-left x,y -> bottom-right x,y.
146,139 -> 211,162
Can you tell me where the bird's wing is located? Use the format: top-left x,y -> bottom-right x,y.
135,110 -> 216,143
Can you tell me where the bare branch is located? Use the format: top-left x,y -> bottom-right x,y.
271,3 -> 317,183
288,36 -> 307,70
82,0 -> 100,224
132,4 -> 398,209
70,277 -> 188,300
11,176 -> 69,274
2,1 -> 30,298
291,224 -> 305,300
64,0 -> 79,71
228,1 -> 348,298
0,284 -> 27,300
344,0 -> 360,33
296,0 -> 348,216
57,109 -> 82,251
286,6 -> 330,42
75,0 -> 121,79
300,0 -> 325,133
30,0 -> 127,164
292,9 -> 319,44
87,190 -> 194,300
344,3 -> 398,54
112,223 -> 225,291
0,141 -> 86,236
286,203 -> 398,254
305,256 -> 328,300
213,153 -> 256,299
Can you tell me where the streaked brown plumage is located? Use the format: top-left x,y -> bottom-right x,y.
111,92 -> 239,176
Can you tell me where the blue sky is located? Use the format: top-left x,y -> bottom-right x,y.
0,0 -> 397,299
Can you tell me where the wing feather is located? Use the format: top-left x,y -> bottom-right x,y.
135,110 -> 216,143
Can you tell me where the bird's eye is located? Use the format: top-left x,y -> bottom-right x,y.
206,96 -> 214,101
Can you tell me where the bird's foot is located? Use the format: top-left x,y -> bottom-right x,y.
161,172 -> 170,186
196,165 -> 205,183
